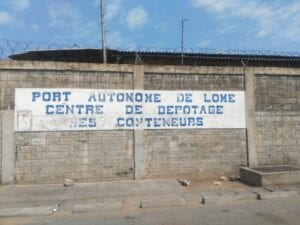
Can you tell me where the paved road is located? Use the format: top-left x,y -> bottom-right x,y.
1,197 -> 299,225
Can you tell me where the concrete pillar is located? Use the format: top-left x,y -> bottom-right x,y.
2,110 -> 15,184
133,65 -> 146,179
244,67 -> 258,167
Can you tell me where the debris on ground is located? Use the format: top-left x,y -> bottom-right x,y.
212,181 -> 222,185
52,204 -> 58,213
229,176 -> 240,182
178,179 -> 191,186
63,179 -> 74,187
219,176 -> 227,181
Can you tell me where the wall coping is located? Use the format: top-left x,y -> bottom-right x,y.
1,60 -> 299,75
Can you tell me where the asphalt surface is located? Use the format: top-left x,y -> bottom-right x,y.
1,197 -> 299,225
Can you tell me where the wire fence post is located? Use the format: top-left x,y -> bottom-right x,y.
181,18 -> 188,65
100,0 -> 107,64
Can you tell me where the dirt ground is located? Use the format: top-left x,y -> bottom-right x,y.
181,177 -> 251,192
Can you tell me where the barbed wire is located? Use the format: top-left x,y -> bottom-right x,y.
1,39 -> 300,60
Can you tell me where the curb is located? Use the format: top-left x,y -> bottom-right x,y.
256,190 -> 299,200
72,201 -> 122,214
0,206 -> 54,218
202,192 -> 257,204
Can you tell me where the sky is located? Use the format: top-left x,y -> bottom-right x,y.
0,0 -> 300,53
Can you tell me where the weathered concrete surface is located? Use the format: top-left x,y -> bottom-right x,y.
140,194 -> 186,208
0,206 -> 54,218
257,190 -> 298,200
240,166 -> 300,186
0,179 -> 183,216
1,196 -> 300,225
134,130 -> 146,179
1,110 -> 15,184
0,60 -> 300,184
144,129 -> 247,180
201,191 -> 257,204
0,179 -> 181,203
72,200 -> 122,213
255,75 -> 300,166
240,167 -> 262,186
0,179 -> 299,218
133,65 -> 146,179
144,72 -> 245,90
244,67 -> 258,167
14,131 -> 134,184
0,113 -> 2,182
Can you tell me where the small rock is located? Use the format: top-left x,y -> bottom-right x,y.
178,179 -> 191,186
212,181 -> 222,185
219,176 -> 227,181
63,178 -> 74,187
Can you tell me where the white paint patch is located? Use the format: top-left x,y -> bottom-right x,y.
15,89 -> 246,131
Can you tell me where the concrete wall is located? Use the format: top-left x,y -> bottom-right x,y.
144,129 -> 247,179
0,69 -> 133,110
15,131 -> 133,184
0,114 -> 2,182
143,73 -> 247,179
0,61 -> 300,184
0,61 -> 135,184
255,75 -> 300,166
144,73 -> 244,90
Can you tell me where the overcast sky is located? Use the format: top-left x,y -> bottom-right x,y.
0,0 -> 300,53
